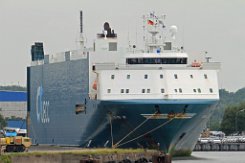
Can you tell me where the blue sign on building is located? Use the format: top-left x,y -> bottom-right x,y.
0,91 -> 27,102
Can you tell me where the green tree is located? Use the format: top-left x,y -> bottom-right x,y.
0,85 -> 26,91
221,102 -> 245,135
207,88 -> 245,131
0,113 -> 7,129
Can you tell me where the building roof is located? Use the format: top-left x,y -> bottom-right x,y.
0,91 -> 27,102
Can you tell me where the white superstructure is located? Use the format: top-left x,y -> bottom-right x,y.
89,13 -> 220,101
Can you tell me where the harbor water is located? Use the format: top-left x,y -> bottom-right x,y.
173,151 -> 245,163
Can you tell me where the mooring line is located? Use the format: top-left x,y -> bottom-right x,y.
109,114 -> 114,147
113,111 -> 158,148
116,118 -> 174,148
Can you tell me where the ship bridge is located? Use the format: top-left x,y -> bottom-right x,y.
125,52 -> 188,65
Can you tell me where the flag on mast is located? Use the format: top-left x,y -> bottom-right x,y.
148,20 -> 154,25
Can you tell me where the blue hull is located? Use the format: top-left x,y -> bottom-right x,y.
81,100 -> 215,154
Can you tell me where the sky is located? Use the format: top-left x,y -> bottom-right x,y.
0,0 -> 245,92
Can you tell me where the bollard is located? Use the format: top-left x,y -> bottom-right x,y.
152,154 -> 172,163
80,158 -> 100,163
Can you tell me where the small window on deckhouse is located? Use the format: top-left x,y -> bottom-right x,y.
174,74 -> 178,79
198,88 -> 201,93
204,74 -> 208,79
147,89 -> 150,93
179,88 -> 183,93
161,89 -> 165,93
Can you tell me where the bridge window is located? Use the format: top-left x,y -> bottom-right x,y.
190,74 -> 193,79
209,88 -> 213,93
127,74 -> 130,79
126,57 -> 187,64
174,89 -> 178,93
144,74 -> 148,79
142,89 -> 145,93
107,89 -> 111,93
161,89 -> 165,93
126,89 -> 129,93
193,89 -> 197,93
160,74 -> 164,79
121,89 -> 124,93
111,75 -> 115,79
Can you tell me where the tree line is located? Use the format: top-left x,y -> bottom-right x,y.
208,87 -> 245,135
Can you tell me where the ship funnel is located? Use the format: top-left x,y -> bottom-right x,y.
31,42 -> 44,61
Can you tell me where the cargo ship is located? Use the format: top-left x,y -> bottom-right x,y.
27,11 -> 220,155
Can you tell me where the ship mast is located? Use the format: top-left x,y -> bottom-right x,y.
143,12 -> 166,53
80,10 -> 85,51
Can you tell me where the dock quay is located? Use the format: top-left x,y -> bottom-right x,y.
0,147 -> 172,163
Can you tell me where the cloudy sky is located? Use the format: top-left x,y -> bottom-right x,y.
0,0 -> 244,92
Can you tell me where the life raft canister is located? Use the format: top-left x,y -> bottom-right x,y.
191,60 -> 202,67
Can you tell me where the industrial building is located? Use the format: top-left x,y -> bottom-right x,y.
0,91 -> 27,119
